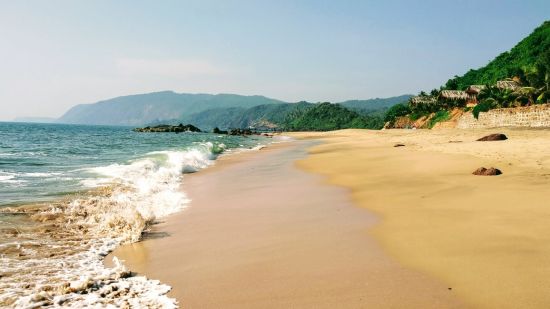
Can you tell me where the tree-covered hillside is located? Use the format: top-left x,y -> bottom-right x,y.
282,102 -> 381,131
445,21 -> 550,90
179,102 -> 312,129
176,101 -> 384,131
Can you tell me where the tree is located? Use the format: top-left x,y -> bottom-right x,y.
445,76 -> 459,90
384,103 -> 411,124
478,86 -> 516,108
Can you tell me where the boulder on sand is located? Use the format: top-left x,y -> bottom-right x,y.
477,134 -> 508,141
472,167 -> 502,176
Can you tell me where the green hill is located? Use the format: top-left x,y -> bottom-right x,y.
177,101 -> 386,131
181,102 -> 313,130
179,96 -> 410,130
282,102 -> 381,131
444,21 -> 550,90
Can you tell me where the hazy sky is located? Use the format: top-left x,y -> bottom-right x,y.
1,0 -> 548,120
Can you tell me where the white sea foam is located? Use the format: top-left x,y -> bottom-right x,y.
0,174 -> 15,181
0,172 -> 26,185
0,143 -> 221,308
22,172 -> 63,177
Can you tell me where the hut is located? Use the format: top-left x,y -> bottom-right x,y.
439,90 -> 469,101
437,90 -> 469,108
466,85 -> 486,95
496,80 -> 520,91
409,96 -> 437,108
465,85 -> 486,106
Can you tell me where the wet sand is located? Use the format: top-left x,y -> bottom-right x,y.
107,141 -> 463,308
292,128 -> 550,308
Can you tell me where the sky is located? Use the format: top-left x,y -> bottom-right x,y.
0,0 -> 548,120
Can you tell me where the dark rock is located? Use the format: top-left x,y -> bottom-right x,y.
449,140 -> 463,143
212,127 -> 228,134
394,143 -> 405,147
133,124 -> 201,133
228,128 -> 253,136
477,134 -> 508,141
472,167 -> 502,176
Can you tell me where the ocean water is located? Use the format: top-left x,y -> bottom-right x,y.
0,122 -> 269,308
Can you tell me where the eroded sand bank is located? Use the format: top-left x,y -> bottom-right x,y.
107,141 -> 462,308
292,128 -> 550,308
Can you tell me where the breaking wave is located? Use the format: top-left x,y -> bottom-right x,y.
0,142 -> 223,308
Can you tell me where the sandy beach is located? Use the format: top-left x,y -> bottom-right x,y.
292,128 -> 550,308
107,140 -> 463,308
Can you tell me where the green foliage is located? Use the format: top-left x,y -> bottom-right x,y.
384,103 -> 411,124
443,21 -> 550,90
427,110 -> 450,128
472,100 -> 496,119
179,102 -> 313,130
477,86 -> 516,108
537,91 -> 550,103
282,102 -> 375,131
174,102 -> 392,131
363,115 -> 385,129
409,111 -> 429,121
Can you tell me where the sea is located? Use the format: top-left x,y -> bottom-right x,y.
0,122 -> 270,308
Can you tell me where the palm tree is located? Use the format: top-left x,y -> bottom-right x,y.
478,86 -> 515,108
513,87 -> 537,106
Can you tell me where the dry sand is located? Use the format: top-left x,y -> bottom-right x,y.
107,141 -> 463,308
291,128 -> 550,308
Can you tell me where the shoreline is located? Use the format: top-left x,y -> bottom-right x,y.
107,139 -> 463,308
0,134 -> 267,308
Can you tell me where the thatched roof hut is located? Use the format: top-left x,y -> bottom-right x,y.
410,96 -> 437,107
439,90 -> 469,101
465,85 -> 486,95
496,80 -> 520,91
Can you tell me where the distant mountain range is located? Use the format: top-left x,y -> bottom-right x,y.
55,91 -> 411,129
57,91 -> 285,126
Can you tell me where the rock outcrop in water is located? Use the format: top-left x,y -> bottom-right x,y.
212,127 -> 228,134
133,124 -> 201,133
228,128 -> 253,136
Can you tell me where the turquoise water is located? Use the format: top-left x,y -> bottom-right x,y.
0,122 -> 264,206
